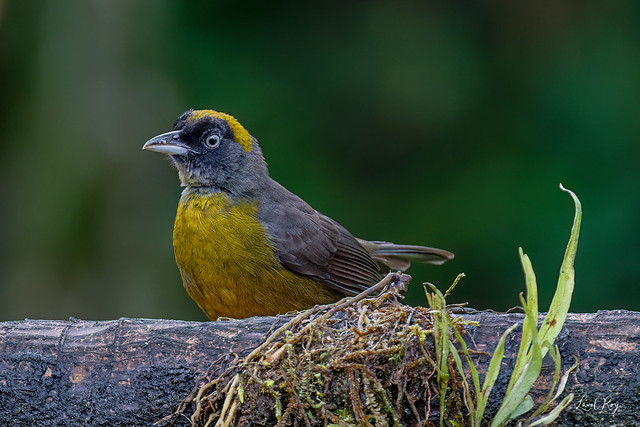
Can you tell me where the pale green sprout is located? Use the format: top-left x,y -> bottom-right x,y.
427,184 -> 581,426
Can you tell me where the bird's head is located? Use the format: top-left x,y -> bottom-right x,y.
143,109 -> 268,194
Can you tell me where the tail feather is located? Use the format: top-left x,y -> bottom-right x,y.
357,239 -> 454,271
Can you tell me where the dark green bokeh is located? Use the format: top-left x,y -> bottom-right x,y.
1,1 -> 638,321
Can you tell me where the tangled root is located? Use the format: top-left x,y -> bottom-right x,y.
174,273 -> 467,426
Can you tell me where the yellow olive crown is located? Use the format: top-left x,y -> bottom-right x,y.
188,110 -> 253,152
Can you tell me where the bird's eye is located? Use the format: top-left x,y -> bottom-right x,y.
204,134 -> 221,149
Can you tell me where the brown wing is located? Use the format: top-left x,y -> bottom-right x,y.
259,181 -> 381,296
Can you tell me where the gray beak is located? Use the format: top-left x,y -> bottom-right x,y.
142,130 -> 191,156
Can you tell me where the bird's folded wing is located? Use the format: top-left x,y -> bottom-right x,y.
260,198 -> 381,296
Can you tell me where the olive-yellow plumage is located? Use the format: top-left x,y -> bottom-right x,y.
173,191 -> 341,319
143,109 -> 454,320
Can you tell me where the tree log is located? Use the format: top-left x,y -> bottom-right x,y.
1,311 -> 638,426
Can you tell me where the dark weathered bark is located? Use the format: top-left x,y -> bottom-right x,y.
1,311 -> 638,426
468,310 -> 640,426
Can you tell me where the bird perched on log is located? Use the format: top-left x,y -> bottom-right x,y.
143,109 -> 453,319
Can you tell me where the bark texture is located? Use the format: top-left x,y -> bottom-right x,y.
1,310 -> 638,426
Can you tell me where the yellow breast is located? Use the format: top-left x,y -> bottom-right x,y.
173,191 -> 342,319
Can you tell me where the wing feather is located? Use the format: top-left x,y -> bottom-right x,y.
259,181 -> 381,295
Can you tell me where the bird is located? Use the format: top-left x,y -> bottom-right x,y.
143,109 -> 454,320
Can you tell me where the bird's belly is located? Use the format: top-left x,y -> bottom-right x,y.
173,192 -> 341,319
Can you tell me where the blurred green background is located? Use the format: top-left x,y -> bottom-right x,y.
1,1 -> 638,321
